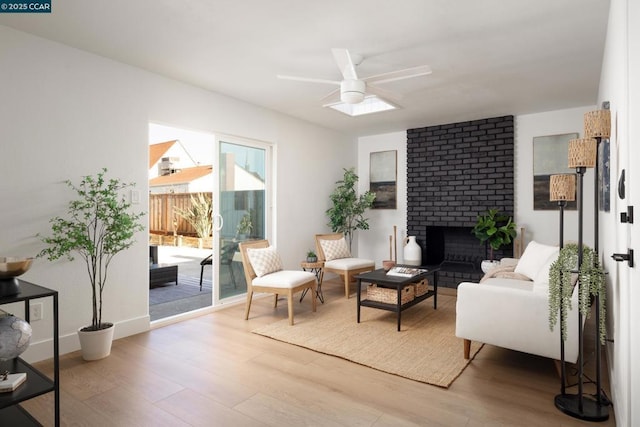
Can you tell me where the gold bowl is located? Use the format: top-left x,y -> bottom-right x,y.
0,257 -> 34,280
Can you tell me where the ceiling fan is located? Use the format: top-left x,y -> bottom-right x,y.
277,48 -> 432,105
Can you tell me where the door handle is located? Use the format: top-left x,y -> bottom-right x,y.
213,213 -> 224,232
611,249 -> 634,268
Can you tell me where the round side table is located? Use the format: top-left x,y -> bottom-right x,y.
300,260 -> 324,303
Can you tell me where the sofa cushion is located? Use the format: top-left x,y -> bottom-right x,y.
514,241 -> 559,281
534,251 -> 560,286
246,246 -> 283,277
319,237 -> 351,261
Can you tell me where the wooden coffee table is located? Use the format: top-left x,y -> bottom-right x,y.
355,267 -> 439,331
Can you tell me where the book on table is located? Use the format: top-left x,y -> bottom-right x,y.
386,266 -> 428,277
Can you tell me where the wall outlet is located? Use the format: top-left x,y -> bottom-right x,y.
30,302 -> 43,321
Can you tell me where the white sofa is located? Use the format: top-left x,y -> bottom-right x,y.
455,241 -> 582,363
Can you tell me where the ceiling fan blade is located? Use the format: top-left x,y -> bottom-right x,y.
277,75 -> 340,85
319,88 -> 341,105
366,84 -> 402,104
331,48 -> 358,80
364,65 -> 432,85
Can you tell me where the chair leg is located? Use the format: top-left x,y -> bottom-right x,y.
199,265 -> 204,291
344,273 -> 351,298
287,292 -> 294,326
311,282 -> 317,313
274,294 -> 279,308
244,290 -> 254,320
464,339 -> 471,359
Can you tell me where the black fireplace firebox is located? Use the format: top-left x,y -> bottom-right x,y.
423,226 -> 484,268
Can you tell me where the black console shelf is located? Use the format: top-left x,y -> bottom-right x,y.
0,280 -> 59,426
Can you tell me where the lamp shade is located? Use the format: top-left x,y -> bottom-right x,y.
584,109 -> 611,139
549,174 -> 576,202
568,138 -> 597,168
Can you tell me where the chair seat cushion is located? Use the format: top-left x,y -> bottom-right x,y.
325,258 -> 374,270
252,270 -> 316,288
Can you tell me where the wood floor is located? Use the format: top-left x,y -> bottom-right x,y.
23,279 -> 616,426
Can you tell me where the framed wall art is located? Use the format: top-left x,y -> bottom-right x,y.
370,150 -> 397,209
599,139 -> 610,212
533,133 -> 578,210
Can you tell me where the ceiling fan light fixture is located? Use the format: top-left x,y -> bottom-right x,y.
340,79 -> 366,104
325,95 -> 397,117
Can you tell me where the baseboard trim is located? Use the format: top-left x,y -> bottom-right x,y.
21,315 -> 150,363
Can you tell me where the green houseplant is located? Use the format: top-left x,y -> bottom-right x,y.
306,250 -> 317,263
326,167 -> 376,252
471,209 -> 517,261
38,169 -> 145,360
236,213 -> 253,239
548,243 -> 606,344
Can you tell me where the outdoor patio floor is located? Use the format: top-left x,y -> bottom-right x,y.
149,246 -> 245,321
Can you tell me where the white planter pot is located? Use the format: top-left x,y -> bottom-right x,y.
481,260 -> 500,273
77,323 -> 114,361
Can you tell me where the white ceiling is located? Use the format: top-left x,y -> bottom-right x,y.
0,0 -> 610,136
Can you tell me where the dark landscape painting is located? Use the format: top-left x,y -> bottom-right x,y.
370,150 -> 397,209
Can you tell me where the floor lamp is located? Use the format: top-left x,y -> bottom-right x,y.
584,106 -> 611,409
554,138 -> 609,421
549,173 -> 576,395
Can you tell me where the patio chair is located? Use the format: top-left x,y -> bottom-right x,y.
199,242 -> 239,291
239,239 -> 316,325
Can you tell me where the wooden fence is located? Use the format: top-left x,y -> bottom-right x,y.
149,192 -> 205,236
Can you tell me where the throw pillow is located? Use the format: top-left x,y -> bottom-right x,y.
246,246 -> 283,277
534,250 -> 560,285
320,237 -> 351,261
514,241 -> 559,281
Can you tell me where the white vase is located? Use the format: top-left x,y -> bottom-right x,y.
403,236 -> 422,266
481,260 -> 500,273
77,323 -> 114,361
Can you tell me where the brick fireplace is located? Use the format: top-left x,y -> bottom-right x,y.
407,115 -> 514,288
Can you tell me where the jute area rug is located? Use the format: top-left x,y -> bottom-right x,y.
253,293 -> 483,388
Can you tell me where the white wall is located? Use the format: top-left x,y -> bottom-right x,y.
515,106 -> 596,247
597,0 -> 639,423
357,132 -> 407,264
356,109 -> 593,264
0,25 -> 354,362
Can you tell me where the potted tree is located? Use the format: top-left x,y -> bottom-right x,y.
471,208 -> 517,272
326,168 -> 376,252
38,169 -> 145,361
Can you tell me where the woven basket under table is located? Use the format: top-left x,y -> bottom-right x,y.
367,284 -> 415,305
413,279 -> 429,297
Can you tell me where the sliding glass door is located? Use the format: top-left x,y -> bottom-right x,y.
214,136 -> 271,303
